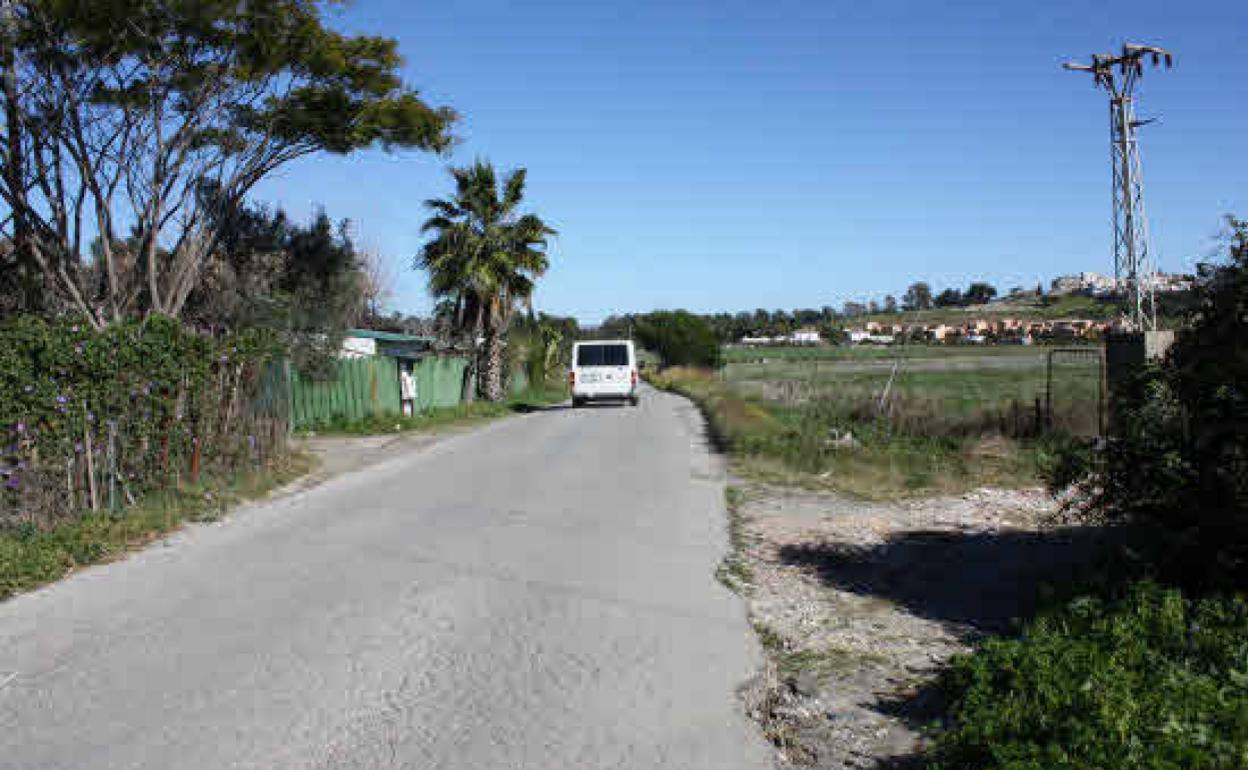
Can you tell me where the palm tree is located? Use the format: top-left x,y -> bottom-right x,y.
418,161 -> 556,402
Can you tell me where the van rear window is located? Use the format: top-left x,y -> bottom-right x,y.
577,344 -> 629,366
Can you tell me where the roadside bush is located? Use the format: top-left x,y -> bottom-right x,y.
931,582 -> 1248,770
634,310 -> 720,368
0,315 -> 284,527
1063,217 -> 1248,590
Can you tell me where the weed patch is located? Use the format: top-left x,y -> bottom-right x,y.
715,486 -> 754,593
931,582 -> 1248,770
0,453 -> 314,600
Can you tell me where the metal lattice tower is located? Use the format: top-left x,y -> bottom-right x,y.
1064,44 -> 1173,331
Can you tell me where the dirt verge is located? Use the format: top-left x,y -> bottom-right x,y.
730,482 -> 1103,768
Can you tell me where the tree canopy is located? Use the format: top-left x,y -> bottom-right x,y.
903,282 -> 933,311
418,161 -> 555,401
634,310 -> 719,368
0,0 -> 456,327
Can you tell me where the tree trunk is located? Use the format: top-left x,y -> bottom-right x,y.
1,5 -> 40,313
482,317 -> 507,402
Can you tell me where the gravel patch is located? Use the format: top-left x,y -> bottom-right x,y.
733,483 -> 1102,768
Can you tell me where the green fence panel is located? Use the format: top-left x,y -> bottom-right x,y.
435,357 -> 468,408
412,355 -> 468,411
509,366 -> 530,396
286,356 -> 402,429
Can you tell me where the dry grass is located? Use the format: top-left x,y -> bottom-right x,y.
648,367 -> 1052,500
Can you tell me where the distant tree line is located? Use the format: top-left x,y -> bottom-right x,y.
590,283 -> 1002,347
902,281 -> 999,310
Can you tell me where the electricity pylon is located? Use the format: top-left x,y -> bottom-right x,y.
1064,44 -> 1173,331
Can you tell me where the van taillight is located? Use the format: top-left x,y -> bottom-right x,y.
569,371 -> 575,386
631,370 -> 637,385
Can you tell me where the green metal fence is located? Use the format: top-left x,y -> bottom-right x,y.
283,354 -> 470,429
508,366 -> 530,396
289,356 -> 401,428
413,356 -> 469,411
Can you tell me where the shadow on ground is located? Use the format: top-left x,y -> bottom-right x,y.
778,525 -> 1111,634
777,523 -> 1116,769
513,401 -> 641,413
509,402 -> 569,413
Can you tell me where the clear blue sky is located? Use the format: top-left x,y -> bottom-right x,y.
251,0 -> 1247,324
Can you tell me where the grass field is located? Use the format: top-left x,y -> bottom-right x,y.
721,342 -> 1098,363
649,367 -> 1066,499
723,345 -> 1104,435
651,344 -> 1102,498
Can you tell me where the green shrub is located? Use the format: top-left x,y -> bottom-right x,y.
1064,217 -> 1248,590
634,310 -> 720,368
932,582 -> 1248,770
1,315 -> 281,526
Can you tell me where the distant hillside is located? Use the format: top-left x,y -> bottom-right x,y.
847,291 -> 1195,329
847,294 -> 1116,327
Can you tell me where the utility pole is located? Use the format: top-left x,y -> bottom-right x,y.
1063,44 -> 1173,331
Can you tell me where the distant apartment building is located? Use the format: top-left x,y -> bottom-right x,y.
843,316 -> 1112,345
1147,272 -> 1195,293
1051,270 -> 1194,296
739,329 -> 822,346
1050,271 -> 1116,296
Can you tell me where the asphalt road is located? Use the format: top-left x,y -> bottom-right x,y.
0,388 -> 771,770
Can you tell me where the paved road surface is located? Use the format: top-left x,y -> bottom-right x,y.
1,388 -> 771,770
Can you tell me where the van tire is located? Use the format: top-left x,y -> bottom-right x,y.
572,397 -> 585,408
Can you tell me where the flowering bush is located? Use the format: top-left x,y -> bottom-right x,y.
0,315 -> 283,525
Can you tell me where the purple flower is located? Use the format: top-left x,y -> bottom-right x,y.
56,395 -> 68,405
74,442 -> 84,453
87,412 -> 95,423
5,476 -> 18,490
71,325 -> 79,333
14,423 -> 24,434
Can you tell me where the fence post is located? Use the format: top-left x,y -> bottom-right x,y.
1098,346 -> 1108,438
82,403 -> 98,512
283,359 -> 295,436
107,421 -> 117,513
1044,350 -> 1054,432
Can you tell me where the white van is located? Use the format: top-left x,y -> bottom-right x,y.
569,340 -> 639,407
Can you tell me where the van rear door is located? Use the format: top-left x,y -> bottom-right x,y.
576,343 -> 631,390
